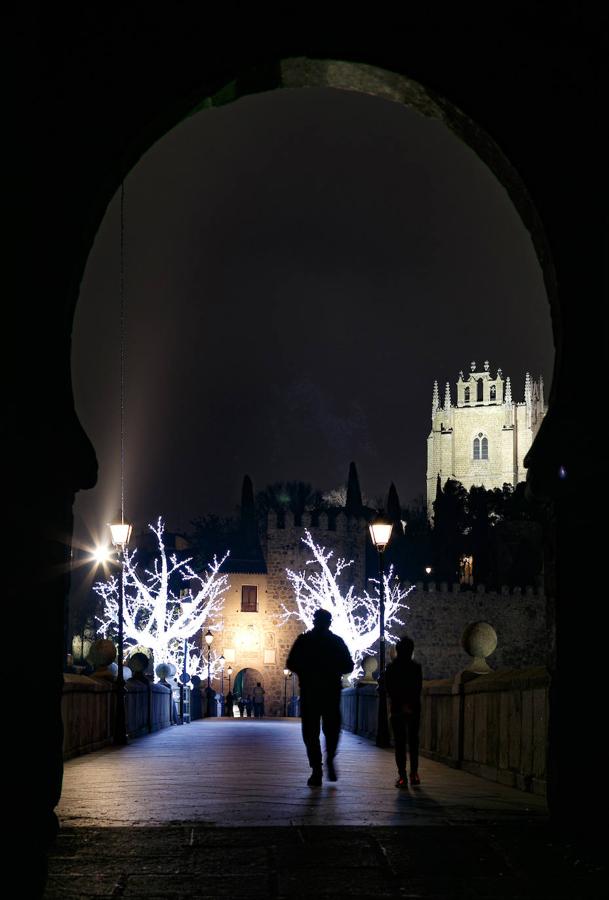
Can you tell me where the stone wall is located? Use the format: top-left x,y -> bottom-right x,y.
404,583 -> 549,679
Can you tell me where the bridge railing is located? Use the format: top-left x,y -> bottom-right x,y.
62,674 -> 173,759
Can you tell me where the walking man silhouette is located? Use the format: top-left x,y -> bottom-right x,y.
286,608 -> 354,786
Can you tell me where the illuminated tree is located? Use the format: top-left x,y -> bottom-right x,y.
283,529 -> 413,678
95,517 -> 229,675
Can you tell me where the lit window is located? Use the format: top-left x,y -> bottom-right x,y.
460,555 -> 474,585
473,432 -> 488,460
241,585 -> 258,612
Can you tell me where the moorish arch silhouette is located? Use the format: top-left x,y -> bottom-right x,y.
19,24 -> 606,891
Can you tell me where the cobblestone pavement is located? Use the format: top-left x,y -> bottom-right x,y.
55,720 -> 547,827
44,721 -> 605,898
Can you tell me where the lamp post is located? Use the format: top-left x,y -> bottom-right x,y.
108,516 -> 132,745
204,629 -> 214,717
227,664 -> 233,718
218,654 -> 225,716
369,512 -> 393,749
179,590 -> 192,724
291,670 -> 296,716
283,668 -> 290,717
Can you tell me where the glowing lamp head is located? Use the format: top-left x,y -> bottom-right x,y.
108,518 -> 132,548
227,665 -> 233,676
219,655 -> 225,669
204,629 -> 214,647
425,566 -> 432,575
283,668 -> 290,677
369,513 -> 393,552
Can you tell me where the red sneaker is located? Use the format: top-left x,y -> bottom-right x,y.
395,776 -> 408,789
410,772 -> 421,785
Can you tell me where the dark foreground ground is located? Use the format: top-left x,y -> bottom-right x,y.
45,823 -> 605,899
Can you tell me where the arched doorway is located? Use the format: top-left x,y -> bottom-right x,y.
233,667 -> 265,715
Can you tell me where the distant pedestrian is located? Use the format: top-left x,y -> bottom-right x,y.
245,695 -> 253,717
383,635 -> 422,788
225,690 -> 234,717
252,682 -> 265,718
286,608 -> 353,786
237,696 -> 245,717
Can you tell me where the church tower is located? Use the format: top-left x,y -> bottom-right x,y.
426,361 -> 546,517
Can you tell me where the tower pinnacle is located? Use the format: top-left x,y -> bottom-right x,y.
432,380 -> 439,417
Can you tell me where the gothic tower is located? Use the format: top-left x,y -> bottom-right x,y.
426,361 -> 546,517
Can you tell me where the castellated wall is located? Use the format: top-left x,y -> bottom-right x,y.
404,583 -> 550,680
208,512 -> 549,709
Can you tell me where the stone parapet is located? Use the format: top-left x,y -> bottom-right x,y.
340,665 -> 549,796
62,674 -> 172,759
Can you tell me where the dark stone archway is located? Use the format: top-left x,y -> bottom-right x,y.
17,16 -> 607,893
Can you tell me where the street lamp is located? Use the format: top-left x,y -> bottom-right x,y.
204,629 -> 214,717
369,512 -> 393,748
283,668 -> 290,717
108,515 -> 132,745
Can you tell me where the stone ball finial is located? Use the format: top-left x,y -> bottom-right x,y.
361,656 -> 377,683
87,639 -> 117,679
155,663 -> 172,682
87,638 -> 117,668
461,621 -> 497,673
129,652 -> 150,675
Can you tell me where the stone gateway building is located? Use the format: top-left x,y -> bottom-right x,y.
207,510 -> 368,717
426,361 -> 546,517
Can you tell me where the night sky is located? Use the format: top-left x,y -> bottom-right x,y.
71,86 -> 553,549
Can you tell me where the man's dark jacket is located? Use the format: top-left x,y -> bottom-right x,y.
287,627 -> 353,695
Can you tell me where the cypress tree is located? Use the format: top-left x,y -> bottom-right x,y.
345,461 -> 363,516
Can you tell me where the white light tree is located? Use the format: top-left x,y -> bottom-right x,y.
282,529 -> 414,679
94,517 -> 229,678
